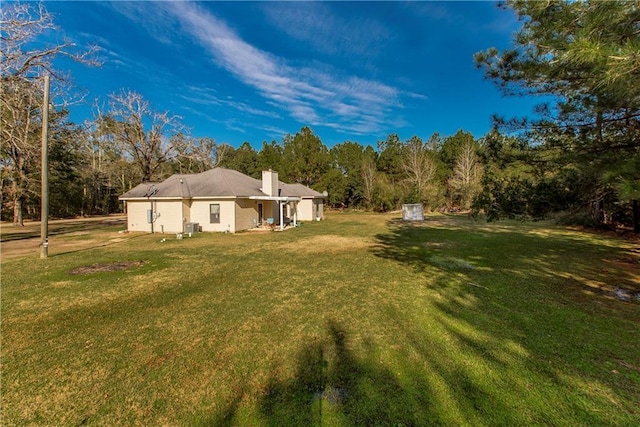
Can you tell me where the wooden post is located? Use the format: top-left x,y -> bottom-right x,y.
40,74 -> 50,259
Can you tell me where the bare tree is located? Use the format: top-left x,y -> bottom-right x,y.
402,135 -> 439,206
449,138 -> 483,209
79,110 -> 142,215
172,135 -> 217,174
195,138 -> 217,171
100,90 -> 183,182
1,2 -> 98,224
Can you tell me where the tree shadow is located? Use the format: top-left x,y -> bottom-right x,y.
256,320 -> 433,426
371,216 -> 639,299
183,321 -> 445,426
367,216 -> 640,424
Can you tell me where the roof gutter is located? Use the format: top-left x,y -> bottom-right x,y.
248,196 -> 301,202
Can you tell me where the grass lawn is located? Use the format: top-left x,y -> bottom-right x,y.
1,212 -> 639,426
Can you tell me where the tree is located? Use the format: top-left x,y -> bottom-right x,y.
328,141 -> 375,208
282,127 -> 330,188
475,0 -> 640,228
218,141 -> 259,178
78,113 -> 141,216
47,116 -> 87,217
170,133 -> 217,175
99,90 -> 183,183
0,77 -> 41,224
257,140 -> 284,172
401,135 -> 442,210
317,167 -> 347,208
374,134 -> 406,211
361,152 -> 378,210
0,2 -> 97,224
376,134 -> 404,184
448,136 -> 483,210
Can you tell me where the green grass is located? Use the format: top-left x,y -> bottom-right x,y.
2,212 -> 639,426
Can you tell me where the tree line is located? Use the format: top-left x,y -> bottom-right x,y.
2,1 -> 638,230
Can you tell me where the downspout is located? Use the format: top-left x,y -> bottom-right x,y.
150,200 -> 154,233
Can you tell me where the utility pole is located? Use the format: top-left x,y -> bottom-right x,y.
40,74 -> 50,259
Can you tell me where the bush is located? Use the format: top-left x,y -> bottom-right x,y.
553,211 -> 602,228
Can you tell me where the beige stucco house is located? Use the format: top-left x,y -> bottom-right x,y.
119,168 -> 325,233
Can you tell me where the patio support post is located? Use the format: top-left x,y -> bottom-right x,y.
293,202 -> 297,227
279,201 -> 284,231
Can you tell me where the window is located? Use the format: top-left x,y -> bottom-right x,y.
210,204 -> 220,223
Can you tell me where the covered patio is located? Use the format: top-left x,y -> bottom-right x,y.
249,195 -> 301,231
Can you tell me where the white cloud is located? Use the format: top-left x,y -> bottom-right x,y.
113,1 -> 407,136
177,86 -> 281,120
260,2 -> 391,59
107,1 -> 178,46
254,124 -> 288,138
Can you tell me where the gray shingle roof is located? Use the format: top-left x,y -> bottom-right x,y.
120,168 -> 324,200
279,182 -> 324,198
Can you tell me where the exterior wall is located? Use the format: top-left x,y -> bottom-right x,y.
125,195 -> 323,233
154,200 -> 185,233
126,201 -> 153,232
125,200 -> 184,233
190,199 -> 237,232
182,200 -> 191,229
257,200 -> 279,224
235,198 -> 259,231
255,201 -> 281,224
297,198 -> 313,221
296,198 -> 324,221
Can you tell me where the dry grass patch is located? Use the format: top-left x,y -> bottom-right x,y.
1,232 -> 133,260
279,234 -> 372,254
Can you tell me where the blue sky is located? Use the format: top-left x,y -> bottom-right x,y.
45,1 -> 537,149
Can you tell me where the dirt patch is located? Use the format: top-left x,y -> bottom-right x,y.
69,261 -> 145,275
605,256 -> 640,287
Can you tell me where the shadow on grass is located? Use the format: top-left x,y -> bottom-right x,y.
258,321 -> 430,426
0,218 -> 126,242
208,320 -> 575,426
372,216 -> 639,297
208,320 -> 434,426
366,216 -> 640,423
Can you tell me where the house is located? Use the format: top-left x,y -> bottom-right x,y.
119,168 -> 325,233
